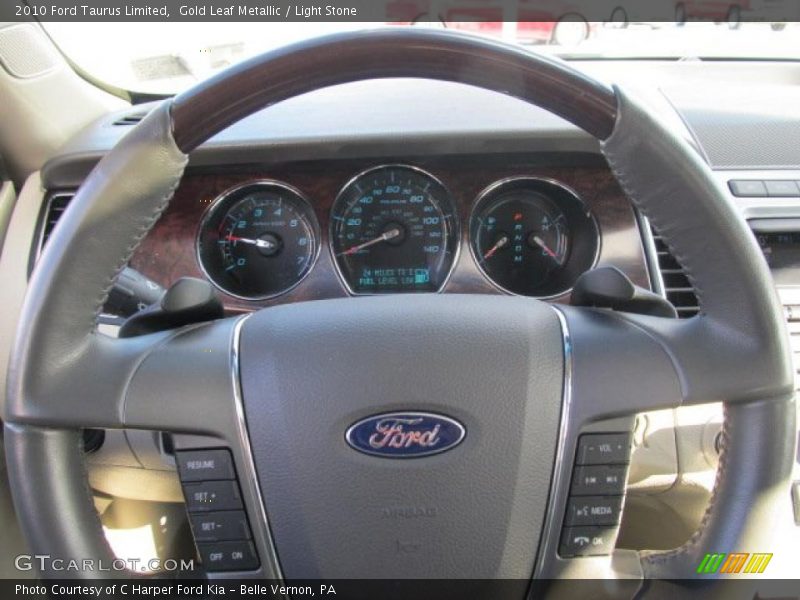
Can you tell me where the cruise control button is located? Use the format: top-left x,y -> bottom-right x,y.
198,541 -> 259,571
190,511 -> 251,542
566,496 -> 623,526
183,480 -> 243,512
571,465 -> 627,496
729,180 -> 766,197
576,433 -> 631,465
560,526 -> 618,557
764,180 -> 800,197
176,449 -> 235,482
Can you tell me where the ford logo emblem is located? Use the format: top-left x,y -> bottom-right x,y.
345,412 -> 466,458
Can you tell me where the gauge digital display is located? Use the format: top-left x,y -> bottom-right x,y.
330,165 -> 458,294
197,181 -> 319,299
470,178 -> 599,297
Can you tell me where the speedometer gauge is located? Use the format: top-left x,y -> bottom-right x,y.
197,181 -> 319,300
330,165 -> 458,294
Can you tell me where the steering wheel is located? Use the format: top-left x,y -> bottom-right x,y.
3,29 -> 796,593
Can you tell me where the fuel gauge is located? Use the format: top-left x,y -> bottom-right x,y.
470,178 -> 599,297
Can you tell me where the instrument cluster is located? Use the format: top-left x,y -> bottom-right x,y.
196,165 -> 600,300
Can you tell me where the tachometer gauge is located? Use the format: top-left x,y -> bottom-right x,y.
330,165 -> 458,294
197,181 -> 319,299
470,178 -> 599,297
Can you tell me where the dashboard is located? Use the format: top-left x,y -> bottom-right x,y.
117,154 -> 648,312
1,60 -> 798,554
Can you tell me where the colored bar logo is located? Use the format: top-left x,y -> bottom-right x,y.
696,552 -> 772,574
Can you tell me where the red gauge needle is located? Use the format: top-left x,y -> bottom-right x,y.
340,228 -> 401,256
483,235 -> 509,260
532,235 -> 559,261
225,235 -> 276,250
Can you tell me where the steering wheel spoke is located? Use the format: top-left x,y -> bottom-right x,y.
559,303 -> 793,420
4,318 -> 239,433
123,317 -> 240,435
558,306 -> 683,421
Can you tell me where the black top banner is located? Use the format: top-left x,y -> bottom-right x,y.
2,0 -> 800,22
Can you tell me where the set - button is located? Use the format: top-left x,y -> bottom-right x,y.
560,433 -> 631,558
190,511 -> 251,542
177,448 -> 260,572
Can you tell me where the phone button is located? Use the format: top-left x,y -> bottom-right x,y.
559,526 -> 618,557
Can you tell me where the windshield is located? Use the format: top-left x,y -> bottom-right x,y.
42,21 -> 800,95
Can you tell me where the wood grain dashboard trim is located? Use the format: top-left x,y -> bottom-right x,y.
129,155 -> 649,313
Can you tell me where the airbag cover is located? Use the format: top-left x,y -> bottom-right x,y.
239,294 -> 563,578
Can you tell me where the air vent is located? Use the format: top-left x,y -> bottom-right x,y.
37,193 -> 72,257
112,110 -> 148,126
782,307 -> 800,391
650,226 -> 700,318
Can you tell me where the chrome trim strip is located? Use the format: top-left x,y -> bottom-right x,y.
230,314 -> 284,579
534,304 -> 573,577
